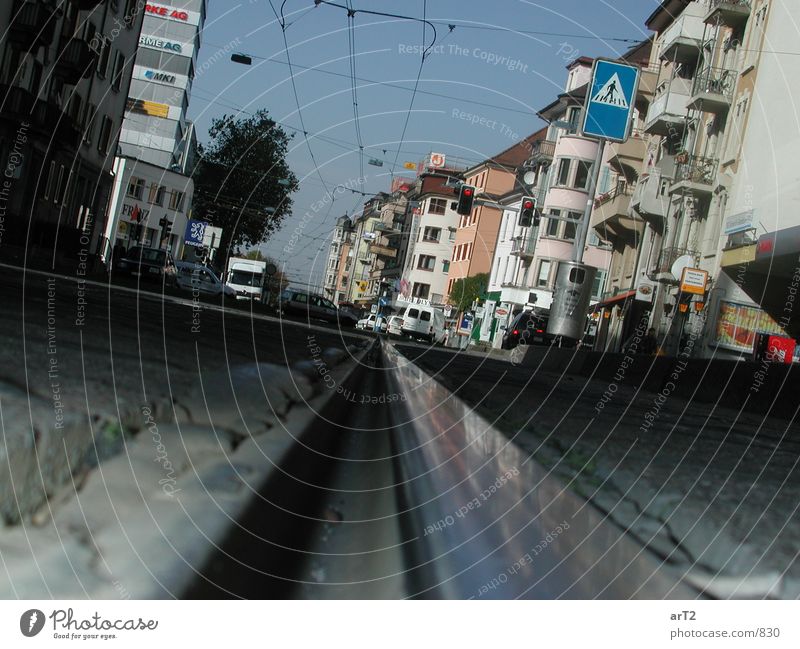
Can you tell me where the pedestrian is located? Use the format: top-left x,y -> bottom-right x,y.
640,328 -> 658,356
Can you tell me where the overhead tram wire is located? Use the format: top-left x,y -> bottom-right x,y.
271,0 -> 332,197
345,0 -> 366,181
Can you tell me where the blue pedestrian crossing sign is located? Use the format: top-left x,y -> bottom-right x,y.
581,59 -> 639,143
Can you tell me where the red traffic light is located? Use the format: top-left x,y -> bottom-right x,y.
523,199 -> 534,209
463,188 -> 473,196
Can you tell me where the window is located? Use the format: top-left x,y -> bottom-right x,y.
97,116 -> 113,154
127,177 -> 144,199
566,106 -> 581,132
168,190 -> 185,211
54,165 -> 66,204
422,226 -> 441,242
546,209 -> 560,237
412,283 -> 430,299
574,160 -> 592,189
43,161 -> 56,200
591,270 -> 607,299
536,260 -> 552,288
442,260 -> 450,273
112,52 -> 125,91
448,228 -> 456,242
96,37 -> 110,78
148,183 -> 165,205
556,158 -> 571,186
83,103 -> 96,144
428,198 -> 447,215
417,254 -> 436,271
563,211 -> 581,241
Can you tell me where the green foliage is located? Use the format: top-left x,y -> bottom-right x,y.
192,110 -> 297,262
448,273 -> 489,314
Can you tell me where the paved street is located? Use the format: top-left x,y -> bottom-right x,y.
397,344 -> 800,596
0,265 -> 367,523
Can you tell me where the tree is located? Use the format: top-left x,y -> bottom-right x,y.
192,110 -> 297,265
448,273 -> 489,314
243,249 -> 266,261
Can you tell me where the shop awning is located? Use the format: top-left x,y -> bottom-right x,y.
590,289 -> 636,311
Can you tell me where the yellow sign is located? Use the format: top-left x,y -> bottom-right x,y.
679,267 -> 708,295
126,98 -> 170,118
403,162 -> 416,170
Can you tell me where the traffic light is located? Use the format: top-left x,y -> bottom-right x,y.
518,196 -> 540,228
456,184 -> 475,215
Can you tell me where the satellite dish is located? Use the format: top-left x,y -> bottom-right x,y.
523,171 -> 536,186
670,254 -> 694,280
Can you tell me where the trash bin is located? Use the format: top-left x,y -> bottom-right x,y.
547,261 -> 597,340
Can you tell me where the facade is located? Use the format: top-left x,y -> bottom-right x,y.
446,135 -> 540,299
606,0 -> 794,359
401,171 -> 462,305
0,0 -> 144,260
345,193 -> 389,306
104,156 -> 194,257
323,215 -> 351,301
103,0 -> 206,262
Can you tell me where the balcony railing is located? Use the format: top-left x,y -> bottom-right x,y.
510,234 -> 536,258
673,154 -> 718,190
659,6 -> 706,63
689,66 -> 736,112
55,38 -> 97,84
594,181 -> 634,209
10,1 -> 56,49
524,140 -> 556,166
654,247 -> 699,274
705,0 -> 751,27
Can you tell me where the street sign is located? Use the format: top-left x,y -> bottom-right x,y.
581,59 -> 640,143
443,304 -> 452,318
679,267 -> 708,295
184,219 -> 207,247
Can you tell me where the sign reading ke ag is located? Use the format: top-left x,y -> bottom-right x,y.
581,59 -> 639,143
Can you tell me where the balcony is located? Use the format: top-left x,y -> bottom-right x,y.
55,38 -> 97,85
636,66 -> 659,105
631,172 -> 670,225
524,140 -> 556,166
9,1 -> 56,50
591,182 -> 642,241
510,234 -> 537,260
653,246 -> 699,277
607,131 -> 646,180
643,77 -> 692,136
0,84 -> 35,121
374,222 -> 401,236
367,243 -> 397,258
687,66 -> 736,114
659,5 -> 707,64
705,0 -> 751,28
670,154 -> 718,197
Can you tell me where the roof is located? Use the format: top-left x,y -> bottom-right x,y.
465,125 -> 549,174
645,0 -> 691,32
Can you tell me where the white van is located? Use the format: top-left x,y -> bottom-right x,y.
400,305 -> 446,343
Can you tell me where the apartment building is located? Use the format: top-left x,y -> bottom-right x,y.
616,0 -> 790,359
344,193 -> 388,306
401,171 -> 462,305
446,136 -> 540,299
0,0 -> 144,261
102,0 -> 205,262
323,215 -> 350,301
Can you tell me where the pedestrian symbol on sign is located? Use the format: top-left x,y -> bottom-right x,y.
591,73 -> 628,109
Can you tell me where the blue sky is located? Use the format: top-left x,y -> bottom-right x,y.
188,0 -> 661,286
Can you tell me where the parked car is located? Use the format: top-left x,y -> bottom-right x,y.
400,304 -> 446,343
356,313 -> 387,332
281,289 -> 358,325
114,246 -> 177,285
175,262 -> 235,297
501,311 -> 553,349
387,315 -> 404,337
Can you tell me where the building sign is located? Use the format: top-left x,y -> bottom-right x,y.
724,209 -> 755,235
145,70 -> 175,84
679,267 -> 708,295
636,279 -> 656,303
715,301 -> 785,352
133,66 -> 189,89
121,203 -> 150,221
429,152 -> 446,168
139,36 -> 183,52
184,220 -> 207,247
126,98 -> 170,118
144,3 -> 201,24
